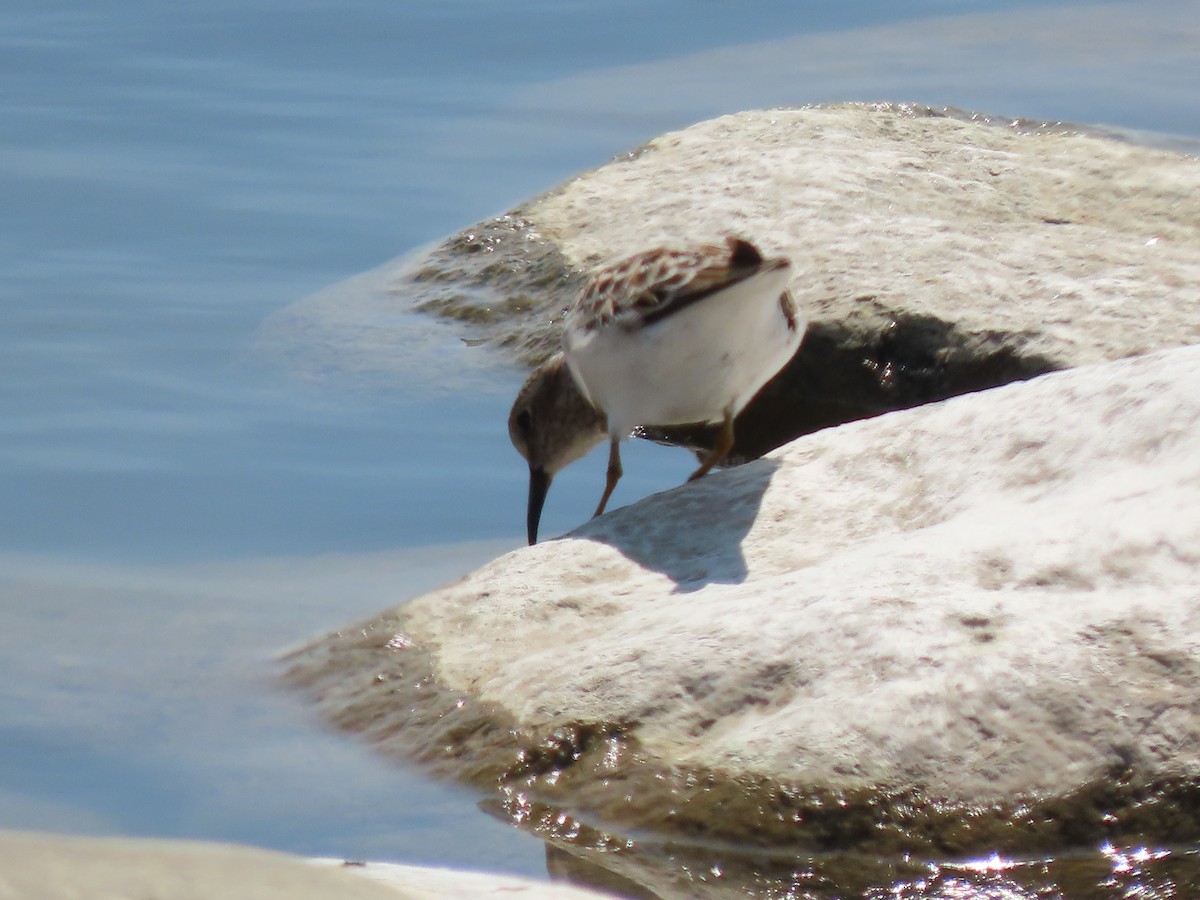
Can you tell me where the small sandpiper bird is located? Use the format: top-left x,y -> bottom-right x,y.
509,236 -> 805,544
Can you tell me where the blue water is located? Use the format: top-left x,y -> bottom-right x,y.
2,0 -> 1197,883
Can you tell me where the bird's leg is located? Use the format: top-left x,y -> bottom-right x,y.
593,438 -> 622,517
687,407 -> 735,482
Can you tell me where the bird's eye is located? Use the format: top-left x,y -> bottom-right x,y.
515,409 -> 532,437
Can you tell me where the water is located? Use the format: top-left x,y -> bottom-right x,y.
2,0 -> 1198,889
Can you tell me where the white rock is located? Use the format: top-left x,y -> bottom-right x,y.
273,105 -> 1200,380
0,831 -> 415,900
527,105 -> 1200,367
330,343 -> 1200,804
317,858 -> 610,899
283,106 -> 1200,855
0,830 -> 608,900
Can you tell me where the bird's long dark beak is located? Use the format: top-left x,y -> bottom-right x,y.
527,466 -> 551,545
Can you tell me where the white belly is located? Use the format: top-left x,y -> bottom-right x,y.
564,266 -> 805,438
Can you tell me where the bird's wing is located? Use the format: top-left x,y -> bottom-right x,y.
573,237 -> 783,331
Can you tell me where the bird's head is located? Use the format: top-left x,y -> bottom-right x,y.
508,354 -> 607,544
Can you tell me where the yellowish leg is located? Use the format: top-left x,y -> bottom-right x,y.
593,438 -> 623,518
687,407 -> 735,482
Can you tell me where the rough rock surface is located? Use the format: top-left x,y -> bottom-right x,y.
520,105 -> 1198,367
272,103 -> 1200,458
289,343 -> 1200,851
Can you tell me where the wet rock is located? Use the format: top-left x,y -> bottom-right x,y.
287,342 -> 1200,856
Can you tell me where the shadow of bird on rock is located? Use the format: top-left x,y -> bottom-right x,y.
574,457 -> 780,593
